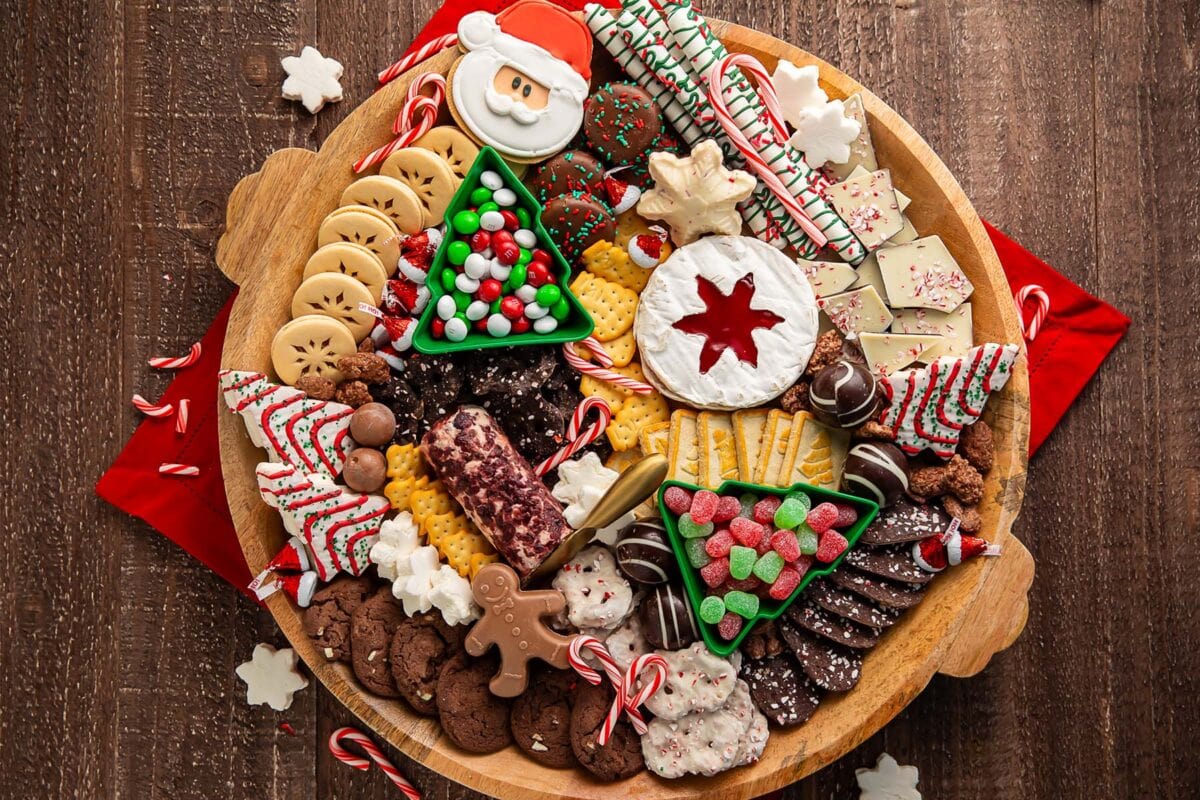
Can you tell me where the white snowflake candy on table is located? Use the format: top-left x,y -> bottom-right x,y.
281,45 -> 344,114
235,644 -> 309,711
856,753 -> 922,800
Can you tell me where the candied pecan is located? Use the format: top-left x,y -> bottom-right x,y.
334,379 -> 373,408
336,352 -> 390,384
853,421 -> 895,441
357,337 -> 375,353
906,464 -> 947,502
959,420 -> 995,474
942,496 -> 982,533
294,375 -> 336,401
740,620 -> 784,661
804,330 -> 844,376
780,381 -> 812,414
945,454 -> 984,505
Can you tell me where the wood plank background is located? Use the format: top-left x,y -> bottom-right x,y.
1,0 -> 1196,797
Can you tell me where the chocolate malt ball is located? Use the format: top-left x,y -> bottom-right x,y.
342,447 -> 387,493
349,402 -> 397,447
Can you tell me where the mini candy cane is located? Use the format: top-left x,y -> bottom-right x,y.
148,342 -> 202,369
354,72 -> 447,173
706,54 -> 829,248
567,635 -> 645,745
329,727 -> 421,800
131,393 -> 174,418
174,398 -> 190,435
158,463 -> 199,477
621,652 -> 668,735
1014,284 -> 1050,342
535,396 -> 612,476
561,338 -> 655,395
377,34 -> 458,86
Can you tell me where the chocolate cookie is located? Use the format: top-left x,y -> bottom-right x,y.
844,545 -> 934,585
478,391 -> 569,464
370,377 -> 423,444
541,192 -> 615,262
786,603 -> 880,650
583,82 -> 665,167
828,567 -> 926,610
389,611 -> 467,716
436,652 -> 513,754
778,619 -> 863,692
464,346 -> 557,397
350,588 -> 405,697
860,498 -> 952,545
527,150 -> 606,203
404,353 -> 465,418
303,575 -> 376,663
569,682 -> 645,781
804,579 -> 900,630
510,667 -> 579,768
740,654 -> 821,727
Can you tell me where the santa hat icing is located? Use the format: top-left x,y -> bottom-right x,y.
457,0 -> 592,101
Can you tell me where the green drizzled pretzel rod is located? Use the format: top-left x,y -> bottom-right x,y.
584,4 -> 791,250
662,0 -> 867,265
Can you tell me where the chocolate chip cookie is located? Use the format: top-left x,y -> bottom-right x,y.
569,682 -> 645,781
303,575 -> 375,662
389,611 -> 467,716
349,588 -> 405,697
436,652 -> 513,754
510,666 -> 579,768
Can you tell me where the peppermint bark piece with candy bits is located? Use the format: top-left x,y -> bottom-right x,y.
220,370 -> 355,479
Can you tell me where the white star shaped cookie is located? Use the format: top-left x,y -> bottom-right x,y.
281,45 -> 344,114
773,61 -> 828,128
637,140 -> 757,245
856,753 -> 922,800
789,99 -> 862,169
235,643 -> 309,711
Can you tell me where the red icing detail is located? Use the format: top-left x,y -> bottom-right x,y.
672,274 -> 783,374
495,0 -> 593,81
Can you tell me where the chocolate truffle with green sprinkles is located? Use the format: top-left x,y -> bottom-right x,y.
540,191 -> 615,262
583,82 -> 666,167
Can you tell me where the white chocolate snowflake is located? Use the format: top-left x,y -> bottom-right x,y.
235,644 -> 309,711
551,452 -> 633,545
637,140 -> 757,245
773,61 -> 828,127
281,45 -> 344,114
789,100 -> 862,169
369,512 -> 420,582
856,753 -> 922,800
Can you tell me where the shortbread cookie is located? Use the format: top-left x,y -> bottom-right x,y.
380,147 -> 457,227
270,315 -> 357,385
303,242 -> 389,302
732,409 -> 770,482
340,175 -> 424,235
666,409 -> 700,484
291,271 -> 377,340
412,125 -> 479,180
643,641 -> 737,721
637,141 -> 756,245
551,546 -> 634,631
697,411 -> 738,489
318,206 -> 401,271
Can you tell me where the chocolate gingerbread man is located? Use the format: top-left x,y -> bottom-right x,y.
465,562 -> 573,697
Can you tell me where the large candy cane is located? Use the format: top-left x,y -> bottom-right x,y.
354,72 -> 447,173
561,337 -> 655,395
377,34 -> 458,86
567,635 -> 648,745
329,727 -> 421,800
535,396 -> 613,477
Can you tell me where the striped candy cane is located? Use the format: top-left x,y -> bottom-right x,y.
706,54 -> 828,248
1014,284 -> 1050,342
377,34 -> 458,86
561,338 -> 655,395
148,342 -> 202,369
158,463 -> 199,477
567,635 -> 648,745
329,727 -> 421,800
534,396 -> 613,476
621,653 -> 668,735
131,393 -> 174,418
354,72 -> 447,173
174,398 -> 190,435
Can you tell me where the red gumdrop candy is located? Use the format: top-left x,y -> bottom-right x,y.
469,230 -> 492,252
834,502 -> 859,529
806,502 -> 840,534
753,496 -> 782,525
730,517 -> 764,548
526,261 -> 552,287
754,536 -> 773,556
531,248 -> 552,264
689,490 -> 720,525
431,318 -> 446,338
705,528 -> 735,558
717,611 -> 744,640
700,557 -> 730,588
770,529 -> 801,562
793,554 -> 814,575
769,566 -> 802,600
815,530 -> 848,563
712,495 -> 742,523
663,486 -> 693,515
477,279 -> 504,303
500,210 -> 520,231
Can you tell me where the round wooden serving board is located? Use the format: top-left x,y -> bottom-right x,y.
217,20 -> 1033,799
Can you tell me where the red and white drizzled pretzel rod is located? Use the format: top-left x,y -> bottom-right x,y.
148,342 -> 202,370
535,396 -> 612,476
561,338 -> 655,395
567,635 -> 648,745
158,463 -> 199,477
354,72 -> 447,173
1014,284 -> 1051,342
174,398 -> 190,435
377,34 -> 458,86
131,393 -> 174,418
705,54 -> 829,248
622,652 -> 668,735
329,727 -> 421,800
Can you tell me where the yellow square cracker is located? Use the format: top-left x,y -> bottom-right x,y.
732,409 -> 770,482
614,209 -> 673,266
579,362 -> 648,415
569,270 -> 638,342
755,410 -> 795,486
609,390 -> 670,451
639,421 -> 671,457
697,412 -> 739,489
667,410 -> 700,484
410,482 -> 454,526
422,511 -> 471,549
581,239 -> 652,294
385,443 -> 424,480
469,551 -> 500,579
439,529 -> 495,578
597,328 -> 637,368
605,448 -> 642,473
383,474 -> 429,511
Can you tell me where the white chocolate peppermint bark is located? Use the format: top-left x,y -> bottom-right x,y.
892,303 -> 975,360
817,285 -> 894,336
858,332 -> 944,375
220,370 -> 354,479
797,258 -> 858,298
822,169 -> 904,250
850,253 -> 890,304
876,235 -> 975,312
825,93 -> 878,181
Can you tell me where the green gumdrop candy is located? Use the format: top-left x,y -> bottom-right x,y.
678,513 -> 714,539
729,545 -> 757,580
753,551 -> 785,583
724,590 -> 760,619
685,537 -> 711,568
699,595 -> 726,624
785,491 -> 812,513
796,526 -> 819,555
738,493 -> 758,518
773,498 -> 808,530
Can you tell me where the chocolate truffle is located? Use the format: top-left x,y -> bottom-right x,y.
808,360 -> 882,428
526,150 -> 606,203
841,442 -> 909,508
349,402 -> 397,447
540,191 -> 615,262
614,520 -> 677,585
342,447 -> 387,493
639,584 -> 699,650
583,83 -> 665,167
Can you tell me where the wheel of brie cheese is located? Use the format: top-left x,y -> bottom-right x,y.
634,235 -> 819,410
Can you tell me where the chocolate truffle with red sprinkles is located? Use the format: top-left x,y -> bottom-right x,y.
583,82 -> 666,167
540,191 -> 615,262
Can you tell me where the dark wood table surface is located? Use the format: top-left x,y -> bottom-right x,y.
3,0 -> 1197,797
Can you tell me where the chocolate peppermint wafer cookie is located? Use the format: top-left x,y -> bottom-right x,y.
860,498 -> 952,546
740,654 -> 821,727
786,603 -> 881,650
804,579 -> 900,630
829,567 -> 926,610
778,619 -> 863,692
844,545 -> 934,585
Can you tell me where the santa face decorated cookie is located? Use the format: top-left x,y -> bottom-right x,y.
451,0 -> 592,161
634,235 -> 820,410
